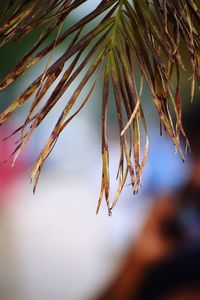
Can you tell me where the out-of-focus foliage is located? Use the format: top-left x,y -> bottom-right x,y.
0,0 -> 200,214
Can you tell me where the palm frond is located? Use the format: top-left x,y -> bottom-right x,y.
0,0 -> 200,214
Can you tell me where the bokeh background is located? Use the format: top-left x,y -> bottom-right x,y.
0,1 -> 195,300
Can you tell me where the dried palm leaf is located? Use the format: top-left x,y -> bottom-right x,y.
0,0 -> 200,214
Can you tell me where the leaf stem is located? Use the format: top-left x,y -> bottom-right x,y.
111,0 -> 124,46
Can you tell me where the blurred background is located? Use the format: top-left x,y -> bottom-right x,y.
0,1 -> 199,300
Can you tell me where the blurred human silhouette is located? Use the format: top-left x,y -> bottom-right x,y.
96,105 -> 200,300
